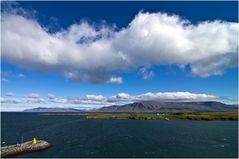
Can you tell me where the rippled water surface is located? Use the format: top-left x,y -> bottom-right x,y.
1,113 -> 238,158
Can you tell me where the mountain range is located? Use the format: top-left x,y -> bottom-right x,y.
97,101 -> 238,112
23,107 -> 82,112
23,101 -> 238,113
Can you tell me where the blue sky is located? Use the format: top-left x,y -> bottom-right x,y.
1,1 -> 238,111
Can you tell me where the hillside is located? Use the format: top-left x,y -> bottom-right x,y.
23,107 -> 82,112
98,101 -> 238,112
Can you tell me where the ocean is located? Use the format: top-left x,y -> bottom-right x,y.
1,112 -> 238,158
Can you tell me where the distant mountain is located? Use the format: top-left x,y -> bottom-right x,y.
23,107 -> 82,112
23,101 -> 238,113
98,101 -> 238,113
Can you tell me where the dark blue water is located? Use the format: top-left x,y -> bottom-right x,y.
1,113 -> 238,158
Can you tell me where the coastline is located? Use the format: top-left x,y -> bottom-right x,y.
85,111 -> 238,121
1,140 -> 51,158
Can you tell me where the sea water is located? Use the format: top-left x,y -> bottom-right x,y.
1,112 -> 238,158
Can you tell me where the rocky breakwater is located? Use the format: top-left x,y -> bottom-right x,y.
1,140 -> 51,158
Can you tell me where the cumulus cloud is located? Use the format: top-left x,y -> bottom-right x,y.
117,93 -> 132,99
135,92 -> 219,102
107,76 -> 123,84
109,93 -> 132,101
47,93 -> 109,105
85,94 -> 106,101
67,94 -> 109,105
0,92 -> 222,107
1,9 -> 238,83
47,93 -> 67,103
108,92 -> 220,103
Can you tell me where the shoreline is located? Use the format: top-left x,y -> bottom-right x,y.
85,111 -> 238,121
1,140 -> 51,158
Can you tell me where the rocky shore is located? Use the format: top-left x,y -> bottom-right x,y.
1,140 -> 51,158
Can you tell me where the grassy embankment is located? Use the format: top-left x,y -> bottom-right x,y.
85,111 -> 238,120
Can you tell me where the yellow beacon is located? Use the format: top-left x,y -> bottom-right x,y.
33,137 -> 37,144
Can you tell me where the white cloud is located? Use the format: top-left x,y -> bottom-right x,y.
47,93 -> 55,99
49,97 -> 67,104
5,92 -> 14,96
1,11 -> 238,83
107,93 -> 133,104
107,76 -> 123,84
108,92 -> 219,103
1,98 -> 21,104
47,93 -> 67,103
0,93 -> 48,104
26,93 -> 41,98
1,78 -> 9,82
0,92 -> 221,107
135,92 -> 219,102
117,93 -> 131,99
67,94 -> 109,105
139,67 -> 155,80
0,96 -> 46,104
85,94 -> 106,101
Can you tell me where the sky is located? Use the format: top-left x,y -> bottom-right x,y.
1,1 -> 238,111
